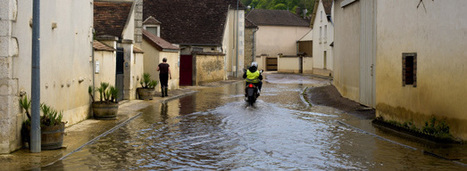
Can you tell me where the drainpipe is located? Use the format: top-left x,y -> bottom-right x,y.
235,0 -> 239,77
31,0 -> 41,153
91,29 -> 95,100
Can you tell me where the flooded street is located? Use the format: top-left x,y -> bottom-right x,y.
44,74 -> 464,170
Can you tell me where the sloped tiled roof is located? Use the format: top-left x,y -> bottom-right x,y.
93,40 -> 115,52
143,0 -> 244,46
94,1 -> 133,38
322,0 -> 333,15
246,9 -> 309,27
245,18 -> 258,28
143,29 -> 179,51
143,16 -> 161,25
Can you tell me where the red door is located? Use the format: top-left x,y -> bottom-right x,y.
179,55 -> 193,86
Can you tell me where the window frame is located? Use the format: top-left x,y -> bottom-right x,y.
402,53 -> 417,87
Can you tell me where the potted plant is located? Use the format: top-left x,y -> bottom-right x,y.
20,95 -> 66,150
89,82 -> 119,119
137,73 -> 158,100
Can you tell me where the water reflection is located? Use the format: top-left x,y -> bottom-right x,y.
43,78 -> 465,170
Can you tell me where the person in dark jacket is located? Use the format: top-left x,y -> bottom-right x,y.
243,62 -> 263,94
157,58 -> 171,97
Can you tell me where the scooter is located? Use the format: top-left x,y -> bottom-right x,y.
245,83 -> 259,106
244,69 -> 263,106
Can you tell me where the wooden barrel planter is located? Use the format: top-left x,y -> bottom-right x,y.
137,88 -> 156,100
92,102 -> 118,119
41,122 -> 65,150
23,122 -> 66,150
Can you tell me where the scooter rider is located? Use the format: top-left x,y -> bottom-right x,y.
243,62 -> 263,94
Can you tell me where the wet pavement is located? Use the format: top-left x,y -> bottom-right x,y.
2,73 -> 466,170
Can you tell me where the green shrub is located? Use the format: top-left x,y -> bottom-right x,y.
140,73 -> 158,89
20,95 -> 63,127
89,82 -> 119,103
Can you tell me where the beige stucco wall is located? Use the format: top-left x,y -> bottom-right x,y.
312,0 -> 334,76
0,0 -> 93,153
299,30 -> 313,41
375,0 -> 467,140
158,51 -> 180,90
256,25 -> 311,56
333,0 -> 360,102
129,52 -> 144,99
255,55 -> 266,71
278,57 -> 300,73
142,40 -> 160,84
195,54 -> 226,85
93,50 -> 117,100
142,39 -> 180,91
303,57 -> 313,74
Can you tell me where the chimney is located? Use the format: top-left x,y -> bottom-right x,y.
303,9 -> 308,19
296,7 -> 302,16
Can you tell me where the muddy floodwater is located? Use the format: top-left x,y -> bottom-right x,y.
44,74 -> 465,170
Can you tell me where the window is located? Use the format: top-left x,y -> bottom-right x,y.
146,26 -> 158,36
319,26 -> 322,44
402,53 -> 417,87
324,25 -> 327,42
320,11 -> 323,22
144,25 -> 160,37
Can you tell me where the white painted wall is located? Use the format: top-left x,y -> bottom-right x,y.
333,0 -> 361,102
312,0 -> 334,75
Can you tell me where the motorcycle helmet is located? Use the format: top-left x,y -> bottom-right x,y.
251,62 -> 258,67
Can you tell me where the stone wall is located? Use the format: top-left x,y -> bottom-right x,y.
0,0 -> 21,153
194,52 -> 226,85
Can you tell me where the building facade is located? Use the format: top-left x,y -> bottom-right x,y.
311,0 -> 334,77
334,0 -> 467,140
0,0 -> 94,153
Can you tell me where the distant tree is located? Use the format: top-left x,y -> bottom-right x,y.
273,3 -> 287,10
243,0 -> 316,16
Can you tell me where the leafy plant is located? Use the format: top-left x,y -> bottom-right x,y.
19,95 -> 31,120
39,103 -> 63,127
422,117 -> 450,137
89,82 -> 119,103
20,95 -> 63,127
140,73 -> 158,89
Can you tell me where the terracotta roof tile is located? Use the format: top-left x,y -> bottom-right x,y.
143,0 -> 244,45
94,1 -> 133,38
143,29 -> 179,51
246,9 -> 309,27
93,40 -> 115,52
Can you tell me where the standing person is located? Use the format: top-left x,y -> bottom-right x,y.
157,58 -> 171,97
